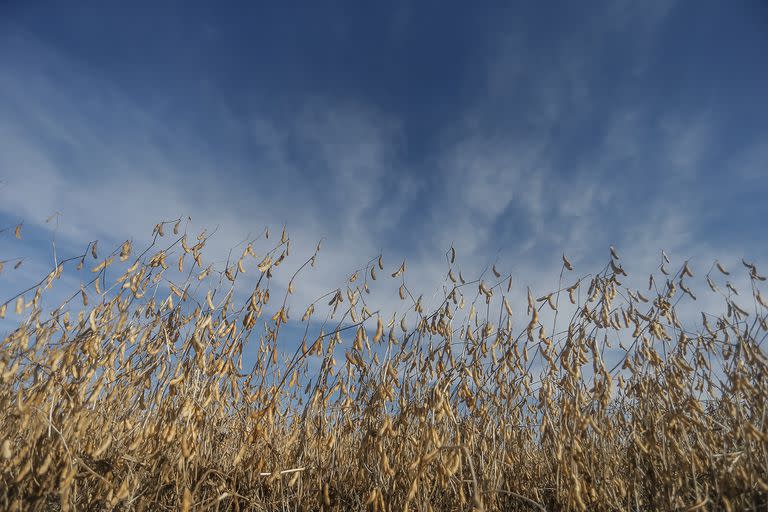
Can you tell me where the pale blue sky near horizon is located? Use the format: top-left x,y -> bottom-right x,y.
1,1 -> 767,333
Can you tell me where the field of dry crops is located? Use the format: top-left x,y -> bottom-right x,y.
1,219 -> 767,511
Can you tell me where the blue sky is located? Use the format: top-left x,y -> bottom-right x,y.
1,1 -> 767,330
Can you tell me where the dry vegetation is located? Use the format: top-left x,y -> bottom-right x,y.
1,219 -> 767,511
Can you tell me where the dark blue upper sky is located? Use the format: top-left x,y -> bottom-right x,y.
1,0 -> 767,311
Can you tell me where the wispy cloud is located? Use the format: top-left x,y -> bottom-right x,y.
1,1 -> 766,334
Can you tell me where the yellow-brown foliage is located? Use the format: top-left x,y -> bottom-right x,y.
0,219 -> 766,511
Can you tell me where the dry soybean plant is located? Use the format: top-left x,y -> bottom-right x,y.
0,219 -> 767,511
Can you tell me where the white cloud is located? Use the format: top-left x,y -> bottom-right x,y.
1,10 -> 764,347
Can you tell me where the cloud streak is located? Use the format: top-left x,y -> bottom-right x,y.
1,2 -> 766,338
